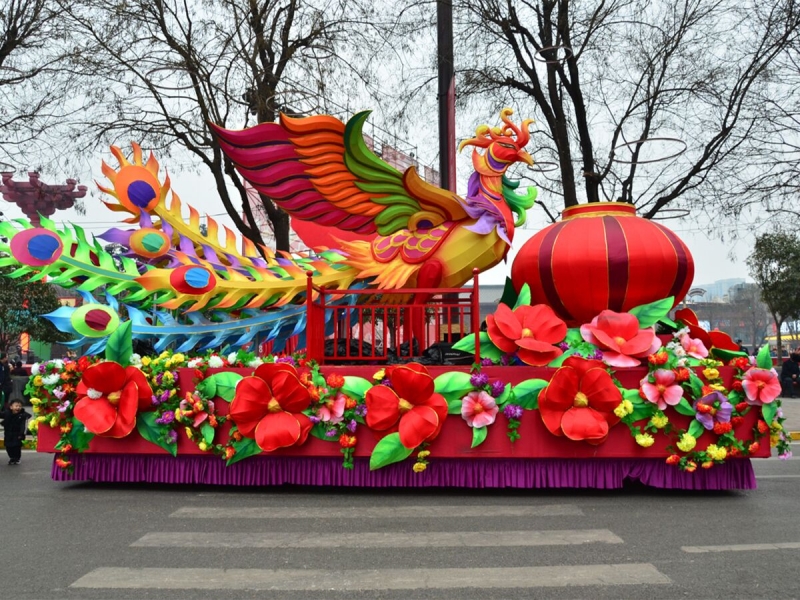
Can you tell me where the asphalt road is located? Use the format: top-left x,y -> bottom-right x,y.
3,449 -> 800,600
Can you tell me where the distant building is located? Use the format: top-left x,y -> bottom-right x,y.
691,278 -> 746,303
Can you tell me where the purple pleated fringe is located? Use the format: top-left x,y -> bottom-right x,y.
50,455 -> 757,490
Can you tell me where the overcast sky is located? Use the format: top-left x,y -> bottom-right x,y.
0,162 -> 753,291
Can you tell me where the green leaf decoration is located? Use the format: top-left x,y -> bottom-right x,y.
498,276 -> 519,308
688,374 -> 704,399
513,378 -> 548,409
623,388 -> 643,403
495,383 -> 512,407
194,377 -> 217,400
687,419 -> 705,439
659,316 -> 679,329
342,376 -> 372,402
547,346 -> 576,367
57,417 -> 94,452
136,412 -> 177,457
513,283 -> 531,309
628,297 -> 674,328
628,402 -> 656,423
200,423 -> 215,445
756,344 -> 772,370
434,371 -> 474,402
565,328 -> 584,345
209,372 -> 243,401
227,436 -> 261,466
105,320 -> 132,366
369,432 -> 414,470
711,347 -> 747,362
453,332 -> 504,362
472,426 -> 488,448
309,422 -> 336,441
674,397 -> 696,417
447,398 -> 463,415
762,402 -> 778,425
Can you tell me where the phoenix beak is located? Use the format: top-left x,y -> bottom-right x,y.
517,151 -> 534,166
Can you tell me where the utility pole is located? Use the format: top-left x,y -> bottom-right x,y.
437,0 -> 456,193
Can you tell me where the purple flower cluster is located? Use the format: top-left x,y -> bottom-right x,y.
587,349 -> 603,360
276,356 -> 295,365
325,428 -> 337,437
156,372 -> 164,385
470,372 -> 489,387
381,378 -> 392,387
167,430 -> 178,443
490,380 -> 505,397
346,419 -> 357,432
500,354 -> 510,366
503,404 -> 523,420
156,411 -> 175,425
151,390 -> 171,407
308,415 -> 321,425
480,357 -> 494,366
558,342 -> 569,351
355,404 -> 368,417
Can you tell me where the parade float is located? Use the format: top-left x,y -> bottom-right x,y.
1,109 -> 789,489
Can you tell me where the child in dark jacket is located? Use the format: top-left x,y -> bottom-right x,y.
1,400 -> 30,465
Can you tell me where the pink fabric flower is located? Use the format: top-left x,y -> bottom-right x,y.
640,369 -> 683,410
318,391 -> 346,423
680,334 -> 708,359
742,368 -> 781,405
461,390 -> 499,428
580,310 -> 660,367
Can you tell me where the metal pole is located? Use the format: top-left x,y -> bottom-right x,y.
437,0 -> 457,192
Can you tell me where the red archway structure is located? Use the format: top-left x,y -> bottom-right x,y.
0,171 -> 87,225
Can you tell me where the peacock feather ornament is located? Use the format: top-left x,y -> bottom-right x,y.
0,109 -> 537,353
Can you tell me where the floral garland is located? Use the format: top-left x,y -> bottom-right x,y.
30,302 -> 791,476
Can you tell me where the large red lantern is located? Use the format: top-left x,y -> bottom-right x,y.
511,202 -> 694,327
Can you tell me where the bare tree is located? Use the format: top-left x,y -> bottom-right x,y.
0,1 -> 79,171
56,0 -> 382,252
729,282 -> 770,350
397,0 -> 800,228
747,230 -> 800,359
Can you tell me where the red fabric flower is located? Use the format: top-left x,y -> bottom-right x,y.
486,303 -> 567,366
580,310 -> 659,367
538,356 -> 622,444
365,363 -> 447,448
675,308 -> 740,352
73,362 -> 153,437
228,363 -> 313,452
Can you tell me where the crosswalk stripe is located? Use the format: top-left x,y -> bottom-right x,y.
71,564 -> 670,590
682,542 -> 800,553
170,504 -> 583,519
132,529 -> 623,549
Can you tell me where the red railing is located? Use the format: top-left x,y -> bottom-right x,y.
306,268 -> 481,364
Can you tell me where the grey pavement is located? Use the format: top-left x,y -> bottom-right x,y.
2,448 -> 800,599
779,396 -> 800,436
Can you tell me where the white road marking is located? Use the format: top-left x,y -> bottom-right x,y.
170,504 -> 584,519
71,564 -> 670,590
132,529 -> 623,549
683,542 -> 800,553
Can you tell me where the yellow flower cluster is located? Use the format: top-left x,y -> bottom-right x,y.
635,433 -> 655,447
141,356 -> 152,366
168,353 -> 186,367
417,450 -> 430,459
613,399 -> 634,419
412,462 -> 427,473
702,368 -> 720,381
373,369 -> 386,381
709,383 -> 727,393
705,444 -> 727,461
649,413 -> 669,429
677,433 -> 696,452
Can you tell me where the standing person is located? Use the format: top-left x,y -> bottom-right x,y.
0,354 -> 11,408
780,352 -> 800,398
1,399 -> 30,465
10,361 -> 26,377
